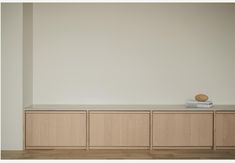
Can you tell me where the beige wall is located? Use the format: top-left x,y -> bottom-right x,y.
33,4 -> 235,105
1,3 -> 23,150
23,4 -> 33,107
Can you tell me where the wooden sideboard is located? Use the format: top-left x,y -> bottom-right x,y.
24,105 -> 235,150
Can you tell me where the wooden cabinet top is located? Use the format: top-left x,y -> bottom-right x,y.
24,104 -> 235,111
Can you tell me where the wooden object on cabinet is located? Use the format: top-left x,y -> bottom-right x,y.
216,112 -> 235,148
25,111 -> 86,149
152,112 -> 213,147
89,111 -> 150,148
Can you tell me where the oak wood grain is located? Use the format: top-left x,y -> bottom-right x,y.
26,112 -> 86,148
2,149 -> 235,159
216,112 -> 235,147
89,111 -> 150,147
153,112 -> 213,147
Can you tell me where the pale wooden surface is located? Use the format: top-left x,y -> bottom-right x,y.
24,109 -> 235,150
26,112 -> 86,148
153,147 -> 212,149
25,146 -> 86,149
2,149 -> 235,159
89,147 -> 149,149
23,112 -> 26,150
89,111 -> 150,147
216,112 -> 235,147
86,110 -> 89,150
24,104 -> 235,111
153,112 -> 213,147
216,147 -> 235,149
150,110 -> 153,150
213,111 -> 216,150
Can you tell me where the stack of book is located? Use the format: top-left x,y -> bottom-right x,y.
186,100 -> 213,108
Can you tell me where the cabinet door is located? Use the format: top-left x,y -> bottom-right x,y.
26,111 -> 86,148
89,111 -> 150,147
216,112 -> 235,147
153,112 -> 213,147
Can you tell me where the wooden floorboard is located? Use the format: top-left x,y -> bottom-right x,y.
1,149 -> 235,159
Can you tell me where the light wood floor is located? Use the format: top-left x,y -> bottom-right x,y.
1,149 -> 235,159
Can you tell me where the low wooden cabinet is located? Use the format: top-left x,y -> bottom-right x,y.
24,108 -> 235,150
89,111 -> 150,148
25,111 -> 86,149
152,112 -> 213,148
216,112 -> 235,148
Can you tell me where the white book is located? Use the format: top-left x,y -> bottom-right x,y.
186,99 -> 213,107
186,103 -> 213,108
186,100 -> 213,105
196,104 -> 213,108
